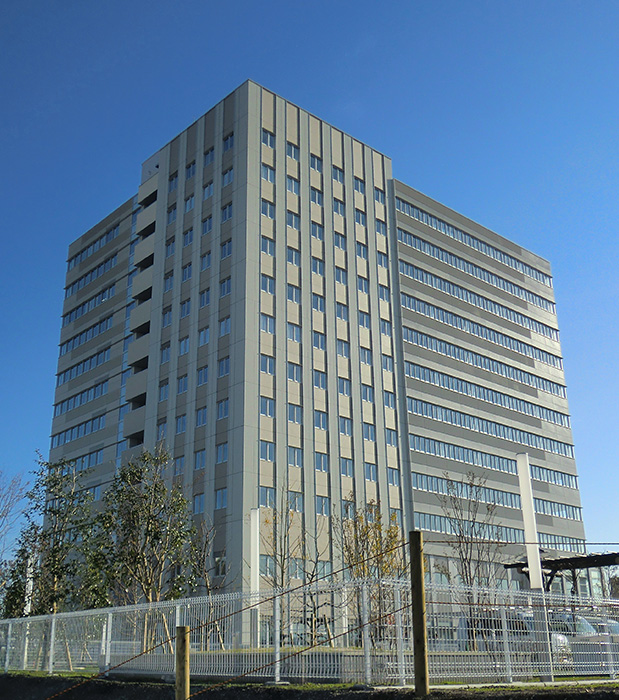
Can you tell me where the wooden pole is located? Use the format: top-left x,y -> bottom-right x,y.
175,625 -> 190,700
409,530 -> 429,697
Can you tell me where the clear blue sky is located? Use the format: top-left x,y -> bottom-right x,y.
1,0 -> 617,551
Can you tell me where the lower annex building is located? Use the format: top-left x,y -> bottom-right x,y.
49,80 -> 592,596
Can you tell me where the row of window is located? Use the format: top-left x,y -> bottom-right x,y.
156,399 -> 229,439
409,433 -> 579,488
400,262 -> 559,340
59,315 -> 114,357
412,471 -> 521,509
192,487 -> 227,514
395,197 -> 553,287
53,380 -> 109,417
62,284 -> 116,327
414,511 -> 525,544
169,136 -> 234,194
401,293 -> 563,369
65,254 -> 118,299
533,498 -> 582,521
397,229 -> 556,313
51,414 -> 106,448
167,201 -> 232,227
408,398 -> 575,458
57,347 -> 111,387
67,225 -> 119,271
402,327 -> 567,398
405,362 -> 570,427
71,449 -> 104,471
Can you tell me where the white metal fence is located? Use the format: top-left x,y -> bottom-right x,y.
1,580 -> 619,685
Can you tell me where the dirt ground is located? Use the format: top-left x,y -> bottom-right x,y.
2,676 -> 619,700
0,674 -> 619,700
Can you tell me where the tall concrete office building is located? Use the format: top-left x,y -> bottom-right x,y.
50,81 -> 586,593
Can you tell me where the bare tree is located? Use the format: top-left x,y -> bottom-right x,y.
0,470 -> 26,598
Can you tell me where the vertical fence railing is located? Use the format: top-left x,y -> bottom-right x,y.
1,581 -> 619,685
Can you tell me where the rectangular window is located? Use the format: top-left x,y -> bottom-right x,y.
340,457 -> 354,477
333,199 -> 345,216
179,337 -> 189,355
169,173 -> 178,191
196,407 -> 207,427
167,206 -> 177,225
287,322 -> 301,342
358,310 -> 371,329
202,216 -> 213,235
312,293 -> 325,312
199,327 -> 210,346
338,377 -> 351,396
260,313 -> 275,334
288,362 -> 302,382
335,267 -> 348,285
287,247 -> 300,266
260,273 -> 275,294
332,165 -> 344,183
184,195 -> 195,213
289,491 -> 304,512
334,232 -> 346,250
363,423 -> 376,441
287,283 -> 301,303
223,133 -> 234,151
162,307 -> 172,328
182,262 -> 192,282
174,456 -> 184,475
221,239 -> 232,259
376,220 -> 387,236
260,440 -> 275,462
379,284 -> 389,301
375,187 -> 385,204
161,344 -> 170,364
260,554 -> 275,577
356,242 -> 368,259
164,272 -> 174,292
197,365 -> 208,386
220,277 -> 231,296
386,428 -> 398,446
216,442 -> 228,463
377,251 -> 388,268
360,347 -> 373,365
261,199 -> 275,218
177,374 -> 188,394
288,446 -> 303,468
311,222 -> 324,240
313,331 -> 326,350
311,257 -> 324,276
286,211 -> 300,229
221,203 -> 232,222
165,238 -> 175,258
310,188 -> 323,206
358,276 -> 369,294
313,369 -> 326,389
261,164 -> 275,182
260,486 -> 275,508
201,251 -> 211,270
288,403 -> 302,424
387,468 -> 400,486
222,167 -> 234,186
339,417 -> 352,436
286,176 -> 300,194
384,390 -> 396,408
195,450 -> 206,470
180,299 -> 191,318
217,398 -> 229,420
354,177 -> 365,195
355,209 -> 366,226
204,148 -> 214,166
382,354 -> 394,372
159,381 -> 169,402
310,154 -> 322,173
262,128 -> 275,147
365,462 -> 377,481
261,236 -> 275,255
316,495 -> 330,516
176,415 -> 186,434
314,410 -> 328,430
286,142 -> 299,160
362,384 -> 374,402
380,319 -> 392,336
337,339 -> 350,358
215,488 -> 227,509
260,354 -> 275,375
336,302 -> 349,321
260,396 -> 275,417
193,493 -> 204,514
218,356 -> 230,377
157,420 -> 167,440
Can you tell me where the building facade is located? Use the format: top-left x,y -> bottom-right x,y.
50,81 -> 587,594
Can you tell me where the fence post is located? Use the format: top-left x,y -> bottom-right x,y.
409,530 -> 429,697
273,593 -> 281,683
394,586 -> 406,685
104,612 -> 113,674
21,621 -> 29,671
499,605 -> 513,683
175,625 -> 190,700
47,615 -> 56,675
361,582 -> 372,684
4,622 -> 12,672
